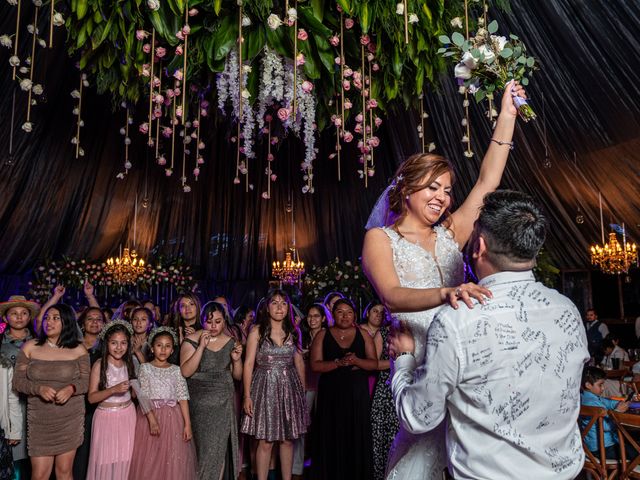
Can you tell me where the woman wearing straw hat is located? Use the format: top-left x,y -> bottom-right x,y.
0,295 -> 40,478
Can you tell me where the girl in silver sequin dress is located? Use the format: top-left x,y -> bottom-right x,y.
362,82 -> 528,480
241,290 -> 307,480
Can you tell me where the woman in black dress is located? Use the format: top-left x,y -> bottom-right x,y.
310,298 -> 377,480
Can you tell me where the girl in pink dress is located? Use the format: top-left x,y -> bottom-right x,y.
86,321 -> 137,480
128,327 -> 196,479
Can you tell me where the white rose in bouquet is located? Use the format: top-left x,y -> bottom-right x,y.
147,0 -> 160,10
461,51 -> 477,69
454,63 -> 472,80
478,44 -> 495,64
267,14 -> 282,30
491,35 -> 508,53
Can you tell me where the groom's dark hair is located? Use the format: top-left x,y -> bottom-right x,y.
472,190 -> 547,270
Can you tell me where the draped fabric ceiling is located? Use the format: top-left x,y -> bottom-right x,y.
0,0 -> 639,301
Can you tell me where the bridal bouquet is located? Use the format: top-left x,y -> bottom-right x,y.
438,19 -> 537,121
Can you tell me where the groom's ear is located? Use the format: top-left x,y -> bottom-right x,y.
473,235 -> 488,259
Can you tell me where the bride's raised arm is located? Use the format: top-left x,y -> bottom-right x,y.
448,80 -> 526,246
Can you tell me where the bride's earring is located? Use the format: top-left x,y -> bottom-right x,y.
405,195 -> 409,199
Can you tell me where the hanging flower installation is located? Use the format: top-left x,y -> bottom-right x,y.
3,0 -> 521,189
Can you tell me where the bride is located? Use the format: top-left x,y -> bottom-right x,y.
362,80 -> 526,479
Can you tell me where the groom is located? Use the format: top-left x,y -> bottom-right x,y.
389,190 -> 589,479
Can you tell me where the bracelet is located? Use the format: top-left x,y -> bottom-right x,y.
490,138 -> 514,150
394,351 -> 414,360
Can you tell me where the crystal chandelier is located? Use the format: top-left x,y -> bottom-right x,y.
591,232 -> 637,275
589,193 -> 637,275
272,249 -> 305,285
105,247 -> 146,284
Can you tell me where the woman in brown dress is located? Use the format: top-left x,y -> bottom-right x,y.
12,304 -> 90,480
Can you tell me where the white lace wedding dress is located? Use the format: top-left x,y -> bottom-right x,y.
381,225 -> 465,480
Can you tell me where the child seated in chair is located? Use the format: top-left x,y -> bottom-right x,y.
581,366 -> 636,459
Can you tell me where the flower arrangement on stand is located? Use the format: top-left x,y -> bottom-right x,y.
302,257 -> 375,311
28,256 -> 197,304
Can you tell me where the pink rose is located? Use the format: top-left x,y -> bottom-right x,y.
174,87 -> 181,96
368,136 -> 380,147
136,30 -> 148,41
153,108 -> 162,118
345,18 -> 354,29
354,123 -> 363,134
367,53 -> 374,62
344,99 -> 352,109
233,177 -> 241,184
267,153 -> 274,161
139,123 -> 149,134
344,68 -> 353,77
162,127 -> 172,138
155,47 -> 166,58
173,70 -> 183,81
176,106 -> 183,117
193,167 -> 200,176
297,29 -> 308,41
166,89 -> 175,98
141,64 -> 151,77
342,80 -> 351,91
355,113 -> 364,123
343,131 -> 353,142
329,35 -> 340,47
368,42 -> 377,53
175,45 -> 183,55
353,78 -> 362,89
296,52 -> 305,66
193,120 -> 200,128
201,100 -> 210,108
197,156 -> 204,164
374,116 -> 382,127
368,99 -> 378,108
176,30 -> 185,41
262,192 -> 269,199
188,8 -> 198,16
153,77 -> 161,87
182,25 -> 191,36
157,156 -> 167,165
142,43 -> 151,53
334,57 -> 341,65
270,174 -> 277,181
277,108 -> 290,122
301,80 -> 313,93
372,63 -> 380,72
360,35 -> 370,45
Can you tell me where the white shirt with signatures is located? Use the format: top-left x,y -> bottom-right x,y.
391,270 -> 590,480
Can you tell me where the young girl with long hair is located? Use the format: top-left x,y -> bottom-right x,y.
86,321 -> 137,480
241,290 -> 307,480
129,327 -> 196,479
130,307 -> 154,369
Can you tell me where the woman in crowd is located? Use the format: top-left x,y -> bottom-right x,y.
86,321 -> 137,480
241,290 -> 307,480
171,293 -> 202,342
12,304 -> 89,480
367,302 -> 399,480
0,295 -> 38,477
112,300 -> 142,323
129,327 -> 196,479
0,325 -> 22,480
232,305 -> 255,344
322,292 -> 343,326
359,301 -> 386,396
292,303 -> 328,478
142,300 -> 162,325
73,307 -> 106,480
310,298 -> 377,480
362,81 -> 526,479
130,307 -> 154,369
181,301 -> 243,480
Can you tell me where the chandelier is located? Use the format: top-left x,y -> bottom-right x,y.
105,247 -> 146,284
591,232 -> 637,275
589,193 -> 637,275
272,249 -> 305,285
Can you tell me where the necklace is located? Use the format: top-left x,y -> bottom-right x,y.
46,340 -> 60,349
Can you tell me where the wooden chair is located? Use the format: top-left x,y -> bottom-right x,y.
578,405 -> 619,479
608,410 -> 640,479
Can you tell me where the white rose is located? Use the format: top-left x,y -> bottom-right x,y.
395,2 -> 404,15
70,89 -> 81,98
38,39 -> 46,48
241,88 -> 251,99
450,17 -> 463,29
454,62 -> 472,80
242,64 -> 252,74
52,12 -> 65,26
267,14 -> 282,30
478,44 -> 495,63
146,0 -> 160,10
19,66 -> 28,73
0,35 -> 11,48
461,51 -> 477,69
491,35 -> 507,52
287,8 -> 297,21
32,0 -> 42,6
7,0 -> 18,5
241,15 -> 251,27
408,13 -> 418,24
22,122 -> 32,132
32,84 -> 43,95
19,78 -> 32,91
